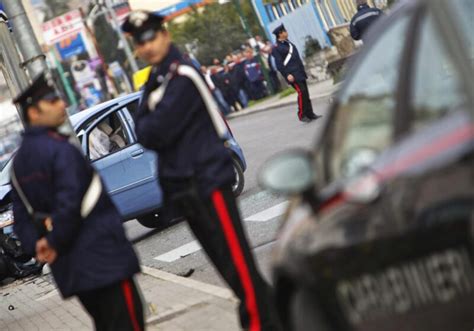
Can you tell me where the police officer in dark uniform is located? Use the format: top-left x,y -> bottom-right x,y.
11,72 -> 144,331
350,0 -> 383,42
122,11 -> 281,331
271,24 -> 321,123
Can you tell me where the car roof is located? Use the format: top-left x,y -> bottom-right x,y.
69,92 -> 142,129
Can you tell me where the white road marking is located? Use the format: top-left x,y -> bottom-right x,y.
142,266 -> 236,301
244,201 -> 289,222
153,200 -> 289,262
154,240 -> 202,262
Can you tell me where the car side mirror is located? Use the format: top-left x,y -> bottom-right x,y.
259,149 -> 316,195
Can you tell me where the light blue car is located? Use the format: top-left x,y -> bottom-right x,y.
70,92 -> 246,228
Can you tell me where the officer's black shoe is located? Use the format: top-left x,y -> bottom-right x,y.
299,116 -> 312,123
307,113 -> 322,120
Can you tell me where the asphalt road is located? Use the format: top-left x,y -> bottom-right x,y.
124,97 -> 331,286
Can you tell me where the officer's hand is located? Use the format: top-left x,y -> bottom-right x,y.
287,74 -> 295,83
36,238 -> 58,264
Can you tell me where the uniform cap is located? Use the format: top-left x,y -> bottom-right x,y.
121,10 -> 164,44
272,24 -> 286,37
13,72 -> 60,112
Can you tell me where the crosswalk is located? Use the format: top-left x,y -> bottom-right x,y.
153,200 -> 288,262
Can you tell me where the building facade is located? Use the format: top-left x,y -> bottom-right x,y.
252,0 -> 382,56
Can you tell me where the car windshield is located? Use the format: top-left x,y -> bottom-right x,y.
322,14 -> 411,182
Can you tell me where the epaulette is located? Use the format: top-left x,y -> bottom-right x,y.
168,61 -> 180,76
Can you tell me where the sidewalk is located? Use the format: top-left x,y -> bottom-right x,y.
0,266 -> 240,331
227,79 -> 340,119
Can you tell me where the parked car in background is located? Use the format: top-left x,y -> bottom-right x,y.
0,92 -> 247,229
73,92 -> 246,227
259,0 -> 474,330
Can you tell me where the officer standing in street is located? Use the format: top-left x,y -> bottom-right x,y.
122,11 -> 281,331
11,72 -> 144,331
271,24 -> 321,123
350,0 -> 384,42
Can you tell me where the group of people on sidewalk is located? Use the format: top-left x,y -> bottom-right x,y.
200,43 -> 277,116
199,23 -> 323,123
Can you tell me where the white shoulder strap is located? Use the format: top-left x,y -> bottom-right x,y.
10,166 -> 35,216
11,164 -> 102,219
148,73 -> 172,111
178,64 -> 227,138
177,65 -> 228,139
146,64 -> 229,139
283,42 -> 294,67
81,173 -> 102,218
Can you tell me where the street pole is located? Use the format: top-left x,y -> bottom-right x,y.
231,0 -> 275,95
104,0 -> 139,74
0,16 -> 29,93
50,50 -> 79,109
2,1 -> 80,144
0,10 -> 29,122
2,0 -> 47,79
80,7 -> 121,97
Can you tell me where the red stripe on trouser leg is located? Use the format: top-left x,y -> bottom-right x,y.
121,280 -> 141,331
211,190 -> 261,331
293,83 -> 303,119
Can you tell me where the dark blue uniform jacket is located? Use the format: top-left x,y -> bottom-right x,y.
12,127 -> 140,298
231,61 -> 247,91
271,40 -> 308,83
244,58 -> 263,83
350,4 -> 383,41
135,45 -> 235,197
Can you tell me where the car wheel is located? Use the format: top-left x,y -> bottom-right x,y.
231,156 -> 245,196
289,287 -> 333,331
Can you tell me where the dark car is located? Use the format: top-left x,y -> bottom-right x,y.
259,0 -> 474,330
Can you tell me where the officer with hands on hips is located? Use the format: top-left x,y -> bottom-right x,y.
11,72 -> 144,331
271,24 -> 321,123
122,11 -> 281,331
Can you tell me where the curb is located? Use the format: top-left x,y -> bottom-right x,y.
40,265 -> 235,302
141,265 -> 236,302
227,90 -> 336,120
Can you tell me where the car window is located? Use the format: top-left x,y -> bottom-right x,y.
409,9 -> 471,130
325,15 -> 411,181
87,110 -> 132,161
76,104 -> 118,134
126,99 -> 140,118
451,0 -> 474,63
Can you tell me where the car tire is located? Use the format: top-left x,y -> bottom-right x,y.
231,156 -> 245,196
289,287 -> 333,331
